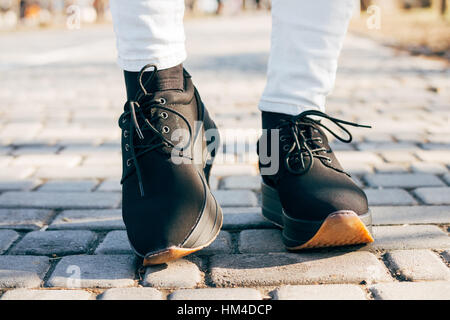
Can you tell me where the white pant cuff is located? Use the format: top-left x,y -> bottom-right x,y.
117,51 -> 187,72
258,99 -> 324,116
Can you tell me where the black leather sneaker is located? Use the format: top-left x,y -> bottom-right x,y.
119,64 -> 222,265
258,110 -> 373,250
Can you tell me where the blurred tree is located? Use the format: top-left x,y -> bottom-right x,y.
360,0 -> 372,11
93,0 -> 107,21
431,0 -> 447,15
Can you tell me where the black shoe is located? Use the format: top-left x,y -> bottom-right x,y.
258,110 -> 373,250
119,64 -> 222,265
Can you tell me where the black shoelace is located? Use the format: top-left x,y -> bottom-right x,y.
278,110 -> 370,175
118,64 -> 192,197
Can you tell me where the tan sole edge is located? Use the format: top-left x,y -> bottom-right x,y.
287,211 -> 374,250
143,246 -> 205,266
143,219 -> 223,266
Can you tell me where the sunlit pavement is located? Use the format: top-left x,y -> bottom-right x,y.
0,13 -> 449,300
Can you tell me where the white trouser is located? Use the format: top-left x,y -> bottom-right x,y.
109,0 -> 356,115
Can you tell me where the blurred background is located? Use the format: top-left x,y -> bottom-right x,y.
1,0 -> 449,59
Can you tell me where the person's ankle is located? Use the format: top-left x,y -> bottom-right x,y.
124,64 -> 184,100
261,111 -> 294,130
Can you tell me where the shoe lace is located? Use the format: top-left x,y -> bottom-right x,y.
118,64 -> 193,197
278,110 -> 370,175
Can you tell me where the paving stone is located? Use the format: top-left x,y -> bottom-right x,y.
365,225 -> 450,251
415,150 -> 450,164
0,180 -> 40,192
421,143 -> 450,150
239,229 -> 285,253
341,163 -> 373,175
96,179 -> 121,192
12,146 -> 60,156
47,255 -> 136,288
11,155 -> 81,167
95,231 -> 132,255
351,176 -> 364,188
208,175 -> 219,190
210,252 -> 391,287
411,162 -> 448,174
0,149 -> 12,157
393,132 -> 426,144
413,187 -> 450,205
357,142 -> 419,152
364,173 -> 445,188
441,249 -> 450,264
334,151 -> 383,165
372,206 -> 450,225
0,167 -> 35,180
364,189 -> 416,206
0,230 -> 19,254
0,256 -> 50,288
49,209 -> 125,230
385,249 -> 450,281
220,175 -> 261,190
330,141 -> 355,151
0,289 -> 94,300
83,154 -> 121,166
169,288 -> 262,300
211,164 -> 258,176
222,207 -> 273,229
443,173 -> 450,185
272,284 -> 367,300
0,191 -> 121,209
0,209 -> 54,230
213,190 -> 258,207
369,281 -> 450,300
98,287 -> 163,300
10,230 -> 97,256
374,162 -> 410,173
38,180 -> 98,192
381,151 -> 418,163
143,259 -> 202,289
34,166 -> 120,180
196,231 -> 232,255
0,158 -> 12,170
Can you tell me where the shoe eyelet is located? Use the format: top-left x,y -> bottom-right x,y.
160,112 -> 169,119
283,145 -> 290,151
122,117 -> 127,124
162,126 -> 170,134
314,129 -> 319,133
280,135 -> 287,142
327,158 -> 332,163
317,138 -> 323,144
160,98 -> 167,105
126,158 -> 132,167
123,130 -> 129,138
125,144 -> 130,152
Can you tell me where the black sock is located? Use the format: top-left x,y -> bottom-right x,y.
261,111 -> 293,130
123,64 -> 184,100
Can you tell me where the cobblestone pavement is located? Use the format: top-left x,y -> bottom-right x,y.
0,14 -> 449,300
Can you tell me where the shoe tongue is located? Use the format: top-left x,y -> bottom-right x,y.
148,64 -> 184,92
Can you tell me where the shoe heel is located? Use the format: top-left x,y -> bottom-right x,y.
261,181 -> 284,227
281,213 -> 323,248
282,210 -> 374,250
182,177 -> 223,249
200,102 -> 220,186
